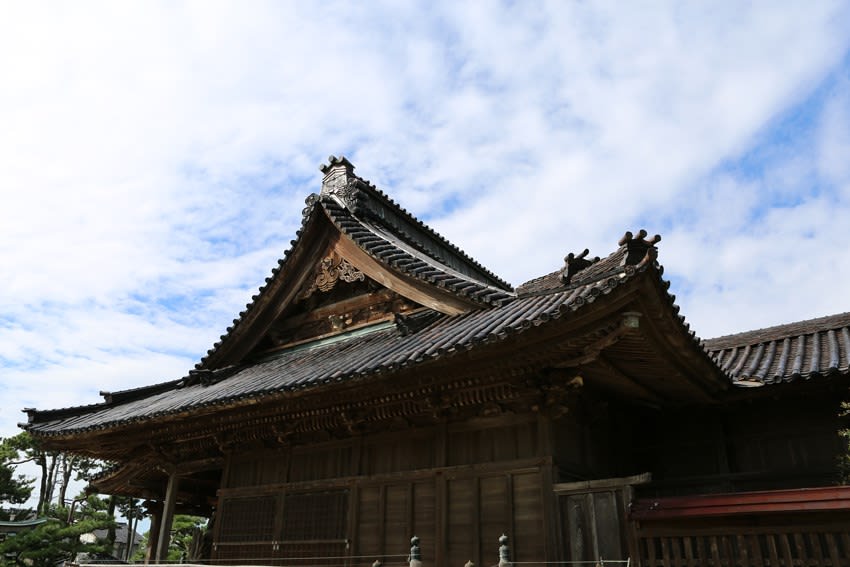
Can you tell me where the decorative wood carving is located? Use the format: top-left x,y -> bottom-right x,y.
298,252 -> 365,300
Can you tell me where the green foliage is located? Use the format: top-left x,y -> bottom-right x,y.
130,515 -> 207,563
169,515 -> 207,562
0,437 -> 34,508
0,495 -> 115,567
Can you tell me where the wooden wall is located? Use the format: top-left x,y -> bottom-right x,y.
213,414 -> 551,567
627,393 -> 845,496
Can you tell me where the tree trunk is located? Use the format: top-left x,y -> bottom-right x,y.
126,514 -> 137,561
107,495 -> 117,555
57,454 -> 76,508
42,453 -> 58,514
37,453 -> 48,515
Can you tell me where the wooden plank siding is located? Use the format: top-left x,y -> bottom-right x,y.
213,415 -> 551,567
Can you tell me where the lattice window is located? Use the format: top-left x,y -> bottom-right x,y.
218,495 -> 278,543
282,490 -> 348,541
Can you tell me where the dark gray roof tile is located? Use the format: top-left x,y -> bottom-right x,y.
704,312 -> 850,384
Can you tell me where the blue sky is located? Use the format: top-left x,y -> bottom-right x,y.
1,1 -> 850,493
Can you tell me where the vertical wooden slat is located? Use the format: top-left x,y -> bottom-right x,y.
722,535 -> 735,567
825,533 -> 841,567
671,535 -> 683,567
683,536 -> 696,567
737,534 -> 751,567
793,533 -> 806,567
436,473 -> 446,567
645,537 -> 656,567
709,536 -> 721,567
778,533 -> 794,567
539,464 -> 557,565
765,534 -> 780,567
808,532 -> 825,567
749,534 -> 765,567
347,484 -> 360,566
472,476 -> 481,567
695,537 -> 707,567
660,537 -> 671,567
378,484 -> 387,560
588,493 -> 600,560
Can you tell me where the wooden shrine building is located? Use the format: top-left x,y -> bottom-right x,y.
23,157 -> 850,566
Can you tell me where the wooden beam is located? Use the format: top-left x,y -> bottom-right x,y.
551,321 -> 633,368
631,485 -> 850,520
591,355 -> 666,404
333,233 -> 478,315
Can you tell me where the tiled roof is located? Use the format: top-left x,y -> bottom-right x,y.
322,196 -> 514,305
517,231 -> 661,297
25,258 -> 654,437
198,157 -> 513,369
704,312 -> 850,385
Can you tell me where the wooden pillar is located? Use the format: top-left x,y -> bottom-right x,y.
155,471 -> 180,562
145,501 -> 163,565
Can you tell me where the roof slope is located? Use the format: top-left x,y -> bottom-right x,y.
25,257 -> 654,437
704,312 -> 850,385
21,159 -> 850,441
198,156 -> 514,369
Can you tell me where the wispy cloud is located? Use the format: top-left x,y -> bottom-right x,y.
1,1 -> 850,441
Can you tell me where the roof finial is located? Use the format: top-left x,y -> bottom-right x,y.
618,229 -> 661,266
320,155 -> 356,195
560,249 -> 600,284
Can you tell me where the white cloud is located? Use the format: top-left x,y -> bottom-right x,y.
1,1 -> 850,455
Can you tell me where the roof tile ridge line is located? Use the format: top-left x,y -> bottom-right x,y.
196,193 -> 324,369
517,240 -> 633,294
360,217 -> 516,299
24,373 -> 191,425
346,175 -> 514,291
322,198 -> 515,306
21,394 -> 123,425
356,208 -> 514,293
518,258 -> 634,299
703,311 -> 850,347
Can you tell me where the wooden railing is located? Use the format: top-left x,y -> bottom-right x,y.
636,528 -> 850,567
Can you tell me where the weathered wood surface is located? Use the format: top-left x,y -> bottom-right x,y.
636,527 -> 850,567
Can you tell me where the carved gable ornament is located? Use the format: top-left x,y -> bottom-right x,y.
298,252 -> 365,300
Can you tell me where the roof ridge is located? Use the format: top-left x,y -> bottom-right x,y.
320,156 -> 512,291
704,311 -> 850,350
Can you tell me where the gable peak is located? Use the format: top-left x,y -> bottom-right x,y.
320,155 -> 356,196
